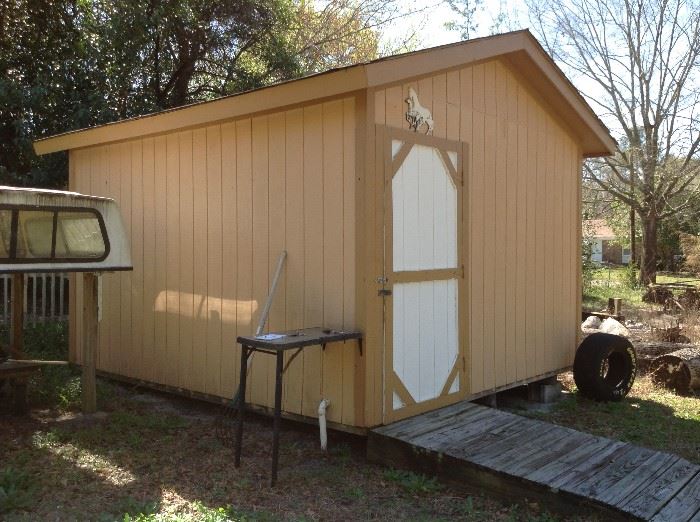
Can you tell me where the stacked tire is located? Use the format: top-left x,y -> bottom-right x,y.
573,333 -> 637,401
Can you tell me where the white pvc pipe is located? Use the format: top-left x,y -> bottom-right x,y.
318,399 -> 330,451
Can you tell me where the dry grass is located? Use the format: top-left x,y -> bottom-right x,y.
1,383 -> 589,522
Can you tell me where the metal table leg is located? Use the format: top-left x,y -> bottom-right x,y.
234,344 -> 249,468
271,350 -> 284,486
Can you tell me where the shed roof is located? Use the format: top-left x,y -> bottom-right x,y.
33,30 -> 615,157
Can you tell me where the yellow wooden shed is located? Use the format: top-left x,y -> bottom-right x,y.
33,30 -> 614,431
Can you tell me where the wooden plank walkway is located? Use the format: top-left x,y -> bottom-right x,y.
368,401 -> 700,521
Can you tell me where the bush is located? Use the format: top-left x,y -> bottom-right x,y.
581,236 -> 597,293
622,262 -> 640,289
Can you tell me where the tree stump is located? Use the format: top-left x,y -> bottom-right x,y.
649,347 -> 700,395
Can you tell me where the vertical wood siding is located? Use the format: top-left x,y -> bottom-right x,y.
373,58 -> 581,396
69,97 -> 359,425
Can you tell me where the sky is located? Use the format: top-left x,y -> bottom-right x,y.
384,0 -> 530,49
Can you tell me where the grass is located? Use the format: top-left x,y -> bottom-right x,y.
582,266 -> 698,311
515,373 -> 700,465
1,383 -> 584,521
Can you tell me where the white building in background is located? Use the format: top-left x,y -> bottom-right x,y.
584,219 -> 631,265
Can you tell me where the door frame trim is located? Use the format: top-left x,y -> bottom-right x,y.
380,125 -> 470,423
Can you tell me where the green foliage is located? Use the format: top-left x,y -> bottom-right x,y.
383,469 -> 443,494
581,234 -> 597,294
622,262 -> 640,289
0,467 -> 36,514
1,0 -> 395,189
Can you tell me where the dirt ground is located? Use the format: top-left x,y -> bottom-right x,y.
0,382 -> 602,522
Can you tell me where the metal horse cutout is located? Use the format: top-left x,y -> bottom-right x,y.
405,87 -> 434,134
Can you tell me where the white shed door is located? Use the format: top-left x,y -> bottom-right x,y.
382,128 -> 466,423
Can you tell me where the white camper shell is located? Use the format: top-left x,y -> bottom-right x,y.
0,186 -> 132,273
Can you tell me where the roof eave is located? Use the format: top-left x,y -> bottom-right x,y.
34,30 -> 616,157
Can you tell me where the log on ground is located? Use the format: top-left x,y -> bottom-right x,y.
649,347 -> 700,395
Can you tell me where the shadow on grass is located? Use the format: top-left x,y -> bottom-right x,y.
0,395 -> 268,521
514,385 -> 700,464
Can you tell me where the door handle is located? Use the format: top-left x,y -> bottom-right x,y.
378,289 -> 392,297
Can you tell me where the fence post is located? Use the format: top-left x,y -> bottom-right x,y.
10,273 -> 24,359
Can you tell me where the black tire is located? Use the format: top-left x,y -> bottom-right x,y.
573,333 -> 636,401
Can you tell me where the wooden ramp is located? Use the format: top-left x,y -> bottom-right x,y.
368,401 -> 700,521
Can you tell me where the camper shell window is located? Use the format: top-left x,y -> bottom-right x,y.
0,206 -> 109,263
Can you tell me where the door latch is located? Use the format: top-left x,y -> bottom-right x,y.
378,288 -> 392,297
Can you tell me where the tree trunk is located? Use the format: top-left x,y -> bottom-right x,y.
640,212 -> 657,285
630,207 -> 636,265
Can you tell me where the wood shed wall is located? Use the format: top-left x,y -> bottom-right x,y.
368,57 -> 581,408
68,96 -> 363,426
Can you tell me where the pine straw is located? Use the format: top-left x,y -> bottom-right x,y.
0,384 -> 597,522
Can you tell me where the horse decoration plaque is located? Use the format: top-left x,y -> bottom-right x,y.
405,87 -> 434,134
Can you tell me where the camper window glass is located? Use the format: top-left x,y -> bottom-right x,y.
0,206 -> 108,262
55,211 -> 106,258
0,210 -> 12,258
19,211 -> 55,258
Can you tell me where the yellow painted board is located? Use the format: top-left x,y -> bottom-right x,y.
470,111 -> 484,393
432,73 -> 446,139
235,119 -> 254,404
385,85 -> 403,129
119,141 -> 133,378
515,119 -> 528,381
446,70 -> 461,141
535,105 -> 547,376
525,98 -> 538,379
302,104 -> 324,418
321,100 -> 345,423
342,97 -> 357,426
267,112 -> 287,404
220,122 -> 238,399
165,133 -> 180,386
105,144 -> 120,374
365,93 -> 381,426
250,116 -> 270,407
472,63 -> 485,113
141,138 -> 156,383
178,131 -> 195,391
482,114 -> 496,390
153,136 -> 168,385
130,140 -> 145,381
505,121 -> 518,384
494,115 -> 507,388
371,121 -> 384,425
206,125 -> 223,397
544,117 -> 556,374
553,130 -> 565,371
283,108 -> 305,414
507,66 -> 519,123
374,90 -> 386,125
191,128 -> 208,393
